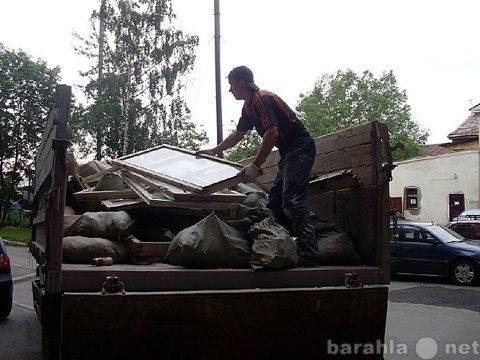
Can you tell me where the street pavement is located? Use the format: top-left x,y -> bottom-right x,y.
2,242 -> 480,359
385,280 -> 480,359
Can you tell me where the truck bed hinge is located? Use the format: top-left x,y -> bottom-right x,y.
102,275 -> 126,295
345,272 -> 363,288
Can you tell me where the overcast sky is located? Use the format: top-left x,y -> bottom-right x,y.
2,0 -> 479,147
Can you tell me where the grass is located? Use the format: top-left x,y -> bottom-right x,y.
0,226 -> 31,244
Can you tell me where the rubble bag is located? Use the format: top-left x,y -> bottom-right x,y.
232,183 -> 269,208
315,221 -> 362,265
64,211 -> 134,240
163,212 -> 251,268
249,215 -> 298,270
63,236 -> 129,264
220,203 -> 272,232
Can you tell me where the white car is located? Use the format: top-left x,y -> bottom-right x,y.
453,209 -> 480,221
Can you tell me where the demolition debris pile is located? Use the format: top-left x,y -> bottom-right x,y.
63,145 -> 360,269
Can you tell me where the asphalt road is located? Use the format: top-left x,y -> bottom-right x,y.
1,242 -> 479,360
385,277 -> 480,360
0,243 -> 41,360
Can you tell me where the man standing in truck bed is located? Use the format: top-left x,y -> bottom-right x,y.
197,66 -> 320,266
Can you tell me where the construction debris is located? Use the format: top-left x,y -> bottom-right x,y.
63,144 -> 361,269
72,145 -> 247,212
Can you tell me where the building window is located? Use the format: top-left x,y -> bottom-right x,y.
404,187 -> 419,210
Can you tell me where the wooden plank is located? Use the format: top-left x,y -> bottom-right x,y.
251,122 -> 374,171
119,174 -> 230,210
34,128 -> 55,194
120,175 -> 154,204
73,188 -> 138,200
31,85 -> 72,296
174,190 -> 245,203
101,199 -> 146,210
130,238 -> 169,264
123,170 -> 182,197
314,122 -> 372,155
122,170 -> 245,202
45,85 -> 71,293
120,169 -> 246,205
60,287 -> 387,359
148,198 -> 238,211
311,144 -> 373,173
119,143 -> 242,167
35,108 -> 57,169
60,264 -> 387,291
308,185 -> 386,267
251,123 -> 379,190
308,169 -> 359,195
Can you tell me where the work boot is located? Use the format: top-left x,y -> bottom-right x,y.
295,218 -> 321,267
296,239 -> 321,267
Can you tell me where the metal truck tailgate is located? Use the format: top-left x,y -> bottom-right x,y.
60,264 -> 387,291
61,286 -> 388,359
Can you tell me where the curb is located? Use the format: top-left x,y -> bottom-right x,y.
13,273 -> 37,284
3,239 -> 28,247
13,301 -> 35,312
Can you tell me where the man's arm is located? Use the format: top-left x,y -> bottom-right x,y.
196,130 -> 246,156
210,130 -> 247,154
252,125 -> 278,167
239,125 -> 278,183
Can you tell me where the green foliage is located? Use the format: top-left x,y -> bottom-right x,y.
0,226 -> 31,244
2,209 -> 30,228
0,44 -> 60,225
72,0 -> 207,159
296,69 -> 429,160
224,121 -> 262,162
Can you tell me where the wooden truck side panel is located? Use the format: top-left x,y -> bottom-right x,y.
254,121 -> 392,281
60,287 -> 388,360
30,86 -> 391,359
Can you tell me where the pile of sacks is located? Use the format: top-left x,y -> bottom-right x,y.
62,200 -> 360,270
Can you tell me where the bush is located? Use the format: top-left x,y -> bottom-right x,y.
4,210 -> 31,227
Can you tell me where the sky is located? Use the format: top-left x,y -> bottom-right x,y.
1,0 -> 479,148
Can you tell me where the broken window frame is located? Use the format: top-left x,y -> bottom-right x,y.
110,145 -> 244,194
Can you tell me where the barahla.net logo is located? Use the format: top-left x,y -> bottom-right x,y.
327,338 -> 480,358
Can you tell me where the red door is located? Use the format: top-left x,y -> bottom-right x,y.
390,197 -> 403,215
449,194 -> 465,221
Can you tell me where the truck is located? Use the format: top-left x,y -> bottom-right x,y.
30,84 -> 395,359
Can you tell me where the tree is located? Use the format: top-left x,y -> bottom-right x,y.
296,69 -> 429,160
72,0 -> 208,160
0,44 -> 60,225
222,120 -> 262,162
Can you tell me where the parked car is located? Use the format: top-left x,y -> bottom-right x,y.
0,235 -> 13,319
390,221 -> 480,285
452,209 -> 480,221
446,219 -> 480,240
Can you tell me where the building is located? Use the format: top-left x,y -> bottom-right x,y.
390,103 -> 480,225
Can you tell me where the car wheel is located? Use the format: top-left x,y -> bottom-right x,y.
450,260 -> 479,286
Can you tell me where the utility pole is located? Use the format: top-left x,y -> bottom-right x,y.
214,0 -> 223,148
96,0 -> 107,160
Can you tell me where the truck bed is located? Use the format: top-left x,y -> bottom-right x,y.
30,85 -> 393,359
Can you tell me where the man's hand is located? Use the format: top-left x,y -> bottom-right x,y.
195,148 -> 216,156
239,163 -> 261,183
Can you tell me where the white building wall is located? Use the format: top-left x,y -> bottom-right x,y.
389,149 -> 480,225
